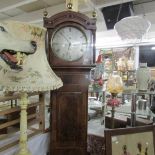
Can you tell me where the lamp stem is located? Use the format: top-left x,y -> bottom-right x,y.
111,106 -> 115,129
15,92 -> 31,155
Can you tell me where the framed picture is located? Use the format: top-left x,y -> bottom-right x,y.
105,125 -> 155,155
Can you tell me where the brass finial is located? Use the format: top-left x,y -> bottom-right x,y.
67,2 -> 73,10
92,10 -> 97,18
43,9 -> 48,17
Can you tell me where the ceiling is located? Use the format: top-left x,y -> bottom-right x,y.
0,0 -> 155,47
0,0 -> 154,27
0,0 -> 139,22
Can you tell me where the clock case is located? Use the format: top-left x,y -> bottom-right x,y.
44,11 -> 96,68
44,11 -> 96,155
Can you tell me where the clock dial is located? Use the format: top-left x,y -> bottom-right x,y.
51,26 -> 87,61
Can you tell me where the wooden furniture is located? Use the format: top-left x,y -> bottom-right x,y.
127,117 -> 153,126
105,114 -> 127,129
87,134 -> 105,155
7,105 -> 37,128
44,11 -> 96,155
0,116 -> 7,134
0,92 -> 46,153
105,114 -> 153,129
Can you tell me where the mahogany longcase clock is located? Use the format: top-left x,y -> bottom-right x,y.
44,11 -> 96,155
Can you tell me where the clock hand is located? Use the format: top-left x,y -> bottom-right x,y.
60,33 -> 70,44
68,42 -> 71,51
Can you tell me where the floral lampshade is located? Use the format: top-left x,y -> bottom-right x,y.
0,21 -> 63,91
114,16 -> 151,43
106,71 -> 123,94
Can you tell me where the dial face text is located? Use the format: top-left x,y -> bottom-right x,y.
51,26 -> 87,61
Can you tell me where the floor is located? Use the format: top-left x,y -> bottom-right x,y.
88,118 -> 104,136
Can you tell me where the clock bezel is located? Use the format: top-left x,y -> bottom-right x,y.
51,25 -> 88,62
47,22 -> 94,67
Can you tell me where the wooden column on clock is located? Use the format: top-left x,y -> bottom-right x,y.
44,11 -> 96,155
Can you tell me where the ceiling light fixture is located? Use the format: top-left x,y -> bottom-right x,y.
114,16 -> 151,44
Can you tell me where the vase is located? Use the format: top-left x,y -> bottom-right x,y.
136,63 -> 150,91
137,96 -> 147,111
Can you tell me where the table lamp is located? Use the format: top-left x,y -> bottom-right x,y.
0,21 -> 63,155
106,71 -> 123,128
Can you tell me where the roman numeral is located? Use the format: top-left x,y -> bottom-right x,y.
69,27 -> 71,32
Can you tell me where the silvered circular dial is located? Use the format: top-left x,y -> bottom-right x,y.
51,26 -> 87,61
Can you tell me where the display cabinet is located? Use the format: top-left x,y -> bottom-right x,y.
119,91 -> 154,126
105,90 -> 154,128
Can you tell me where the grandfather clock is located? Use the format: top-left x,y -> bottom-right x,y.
44,11 -> 96,155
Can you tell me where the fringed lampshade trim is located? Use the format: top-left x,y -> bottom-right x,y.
2,81 -> 63,92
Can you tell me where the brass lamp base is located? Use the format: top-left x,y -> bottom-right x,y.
14,93 -> 32,155
15,149 -> 32,155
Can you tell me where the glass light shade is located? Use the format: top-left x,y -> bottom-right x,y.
0,21 -> 63,92
106,71 -> 124,94
114,16 -> 151,43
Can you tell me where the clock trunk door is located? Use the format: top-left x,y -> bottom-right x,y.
50,72 -> 89,155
